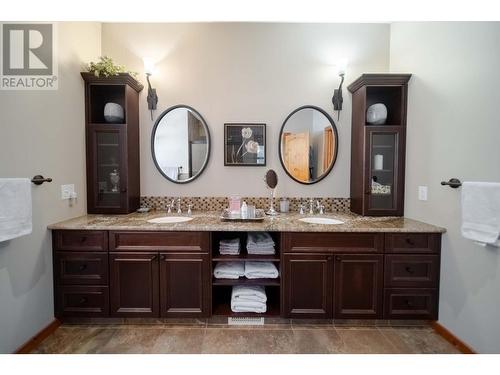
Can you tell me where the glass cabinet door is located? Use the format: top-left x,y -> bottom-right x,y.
366,128 -> 403,213
93,128 -> 124,209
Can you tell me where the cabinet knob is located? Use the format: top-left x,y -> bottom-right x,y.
405,266 -> 413,274
79,264 -> 87,271
404,299 -> 413,307
80,236 -> 87,243
79,297 -> 88,305
160,255 -> 166,261
335,256 -> 342,262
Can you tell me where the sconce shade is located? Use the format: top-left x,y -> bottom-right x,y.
143,58 -> 155,76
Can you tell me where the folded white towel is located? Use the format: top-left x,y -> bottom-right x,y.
247,247 -> 275,255
0,178 -> 32,242
231,285 -> 267,313
231,285 -> 267,303
231,300 -> 267,313
461,181 -> 500,247
244,261 -> 279,279
213,262 -> 245,279
247,232 -> 275,247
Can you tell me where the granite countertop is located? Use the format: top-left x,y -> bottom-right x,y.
47,211 -> 446,233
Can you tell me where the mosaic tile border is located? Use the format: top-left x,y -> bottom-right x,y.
140,196 -> 350,213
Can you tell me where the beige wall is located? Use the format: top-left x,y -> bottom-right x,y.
0,22 -> 101,353
390,22 -> 500,353
102,23 -> 390,197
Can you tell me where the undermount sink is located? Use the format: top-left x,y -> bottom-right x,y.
299,217 -> 344,225
147,216 -> 193,224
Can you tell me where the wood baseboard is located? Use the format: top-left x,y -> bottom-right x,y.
431,321 -> 476,354
14,319 -> 61,354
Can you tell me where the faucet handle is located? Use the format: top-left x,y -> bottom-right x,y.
187,204 -> 192,216
319,205 -> 325,215
166,204 -> 172,214
298,204 -> 305,215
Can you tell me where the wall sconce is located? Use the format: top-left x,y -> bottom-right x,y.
332,59 -> 348,121
143,58 -> 158,120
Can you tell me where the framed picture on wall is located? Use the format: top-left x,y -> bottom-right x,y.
224,123 -> 266,166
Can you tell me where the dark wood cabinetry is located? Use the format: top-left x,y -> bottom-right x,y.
109,252 -> 159,317
334,254 -> 383,319
53,229 -> 441,321
348,74 -> 411,216
81,73 -> 143,214
283,253 -> 333,318
159,253 -> 211,317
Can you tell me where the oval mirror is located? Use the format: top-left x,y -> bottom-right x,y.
151,105 -> 210,183
279,105 -> 338,184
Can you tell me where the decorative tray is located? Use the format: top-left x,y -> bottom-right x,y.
220,208 -> 266,222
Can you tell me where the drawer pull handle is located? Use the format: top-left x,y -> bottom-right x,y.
335,256 -> 342,261
151,255 -> 157,260
404,299 -> 413,307
79,264 -> 87,271
405,266 -> 413,274
80,236 -> 87,243
405,238 -> 415,246
79,297 -> 88,305
160,255 -> 166,261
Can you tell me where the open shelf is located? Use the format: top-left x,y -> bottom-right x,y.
366,86 -> 403,126
211,231 -> 280,260
212,277 -> 280,286
213,254 -> 280,262
212,285 -> 280,317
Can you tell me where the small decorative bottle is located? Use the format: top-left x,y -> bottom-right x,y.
110,169 -> 120,192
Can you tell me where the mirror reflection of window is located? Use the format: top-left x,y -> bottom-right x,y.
152,106 -> 210,184
280,106 -> 338,184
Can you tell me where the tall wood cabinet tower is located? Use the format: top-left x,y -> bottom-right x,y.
348,74 -> 411,216
81,73 -> 144,214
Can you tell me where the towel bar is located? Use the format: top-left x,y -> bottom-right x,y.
31,175 -> 53,185
441,178 -> 462,188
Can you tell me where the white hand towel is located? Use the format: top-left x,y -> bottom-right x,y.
247,232 -> 275,247
231,285 -> 267,303
0,178 -> 32,242
213,262 -> 245,279
244,261 -> 279,279
461,181 -> 500,246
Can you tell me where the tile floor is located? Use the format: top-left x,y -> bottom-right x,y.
32,318 -> 461,354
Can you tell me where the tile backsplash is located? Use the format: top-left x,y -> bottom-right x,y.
140,196 -> 350,213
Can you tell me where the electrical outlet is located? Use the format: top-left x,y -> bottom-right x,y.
61,184 -> 75,200
418,186 -> 428,201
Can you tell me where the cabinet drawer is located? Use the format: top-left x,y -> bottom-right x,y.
385,233 -> 441,254
109,231 -> 209,252
53,230 -> 108,252
384,255 -> 439,288
56,285 -> 109,317
282,232 -> 383,253
54,252 -> 108,285
384,288 -> 437,319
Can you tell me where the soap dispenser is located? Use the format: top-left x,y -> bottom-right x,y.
241,201 -> 248,219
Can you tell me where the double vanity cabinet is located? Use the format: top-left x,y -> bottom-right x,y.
51,220 -> 442,322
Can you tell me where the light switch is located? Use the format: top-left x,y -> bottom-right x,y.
418,186 -> 428,201
61,184 -> 75,200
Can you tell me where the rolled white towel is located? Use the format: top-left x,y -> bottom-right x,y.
213,262 -> 245,279
244,261 -> 279,279
231,285 -> 267,303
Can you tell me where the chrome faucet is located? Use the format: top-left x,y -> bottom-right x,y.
317,200 -> 325,215
167,199 -> 175,214
298,203 -> 305,215
176,198 -> 182,214
309,199 -> 314,215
